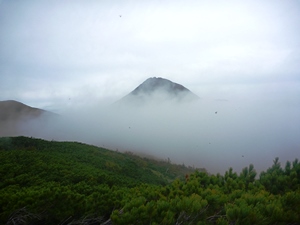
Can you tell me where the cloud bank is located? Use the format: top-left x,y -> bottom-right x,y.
19,95 -> 300,174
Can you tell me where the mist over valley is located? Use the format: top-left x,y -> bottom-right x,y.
1,77 -> 299,174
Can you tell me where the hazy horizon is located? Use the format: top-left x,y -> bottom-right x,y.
7,89 -> 298,175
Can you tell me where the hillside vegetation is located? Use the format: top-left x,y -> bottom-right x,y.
1,136 -> 300,224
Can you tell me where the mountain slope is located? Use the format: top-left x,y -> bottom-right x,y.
117,77 -> 199,105
0,136 -> 202,223
0,100 -> 47,121
0,100 -> 55,136
0,136 -> 202,187
1,137 -> 300,224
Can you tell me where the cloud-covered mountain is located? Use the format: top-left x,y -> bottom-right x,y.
116,77 -> 199,106
0,100 -> 55,136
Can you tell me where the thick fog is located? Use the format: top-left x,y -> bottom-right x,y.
1,0 -> 299,174
19,93 -> 300,174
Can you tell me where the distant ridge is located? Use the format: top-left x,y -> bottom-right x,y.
0,100 -> 55,136
117,77 -> 199,105
0,100 -> 47,121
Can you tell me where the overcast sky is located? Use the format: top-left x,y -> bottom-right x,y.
0,0 -> 300,111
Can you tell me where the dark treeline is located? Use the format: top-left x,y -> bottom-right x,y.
0,136 -> 300,225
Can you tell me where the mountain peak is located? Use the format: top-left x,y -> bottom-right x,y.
131,77 -> 190,95
117,77 -> 199,105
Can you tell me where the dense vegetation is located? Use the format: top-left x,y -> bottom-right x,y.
1,137 -> 300,224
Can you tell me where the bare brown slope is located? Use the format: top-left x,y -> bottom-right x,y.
0,100 -> 46,121
0,100 -> 54,136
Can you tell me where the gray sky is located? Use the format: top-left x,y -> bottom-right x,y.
1,0 -> 300,173
1,0 -> 299,110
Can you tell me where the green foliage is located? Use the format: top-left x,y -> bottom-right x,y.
1,137 -> 300,224
259,157 -> 300,194
0,136 -> 197,224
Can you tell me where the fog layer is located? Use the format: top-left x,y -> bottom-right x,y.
20,95 -> 300,174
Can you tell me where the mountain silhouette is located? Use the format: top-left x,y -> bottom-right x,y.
117,77 -> 199,105
0,100 -> 48,121
0,100 -> 55,136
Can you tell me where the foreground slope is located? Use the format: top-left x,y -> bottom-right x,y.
0,136 -> 199,187
1,137 -> 300,225
0,136 -> 201,223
